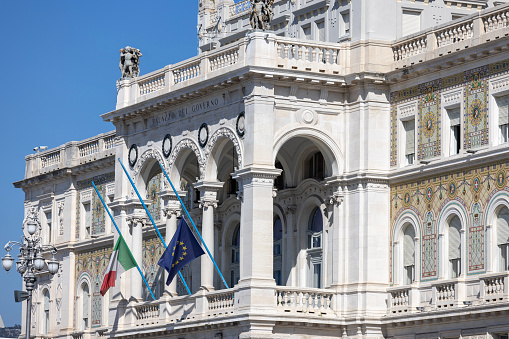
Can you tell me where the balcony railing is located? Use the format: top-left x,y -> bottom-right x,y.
275,286 -> 334,316
392,3 -> 509,67
24,131 -> 116,179
387,272 -> 509,315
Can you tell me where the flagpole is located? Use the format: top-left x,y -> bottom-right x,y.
157,161 -> 230,290
117,159 -> 192,296
91,181 -> 157,301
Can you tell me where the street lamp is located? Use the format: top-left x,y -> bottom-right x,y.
1,212 -> 60,339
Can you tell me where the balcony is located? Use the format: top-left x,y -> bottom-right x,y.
108,286 -> 340,337
20,131 -> 116,180
386,272 -> 509,315
392,3 -> 509,69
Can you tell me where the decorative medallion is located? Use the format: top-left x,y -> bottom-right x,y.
426,187 -> 433,202
403,192 -> 411,206
198,123 -> 209,148
496,171 -> 506,189
472,177 -> 480,193
129,144 -> 138,167
162,134 -> 172,158
448,182 -> 456,198
470,99 -> 483,126
423,112 -> 436,138
236,111 -> 245,137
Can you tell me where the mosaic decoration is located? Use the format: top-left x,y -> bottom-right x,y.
390,58 -> 509,167
142,237 -> 166,300
390,95 -> 398,167
146,173 -> 162,221
390,160 -> 509,283
76,173 -> 115,239
464,66 -> 489,150
418,80 -> 442,160
469,202 -> 484,272
75,246 -> 113,328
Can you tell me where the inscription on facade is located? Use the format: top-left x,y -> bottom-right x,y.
151,97 -> 222,128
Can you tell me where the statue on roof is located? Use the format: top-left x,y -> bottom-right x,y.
119,46 -> 142,79
250,0 -> 273,30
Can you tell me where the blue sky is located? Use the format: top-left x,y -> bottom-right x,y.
0,1 -> 199,326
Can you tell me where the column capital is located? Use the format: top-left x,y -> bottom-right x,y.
232,167 -> 282,185
326,192 -> 344,207
126,216 -> 147,226
194,180 -> 224,193
163,207 -> 181,218
199,200 -> 218,209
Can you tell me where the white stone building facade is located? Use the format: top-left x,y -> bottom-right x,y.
12,1 -> 509,338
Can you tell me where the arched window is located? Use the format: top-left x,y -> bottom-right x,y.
448,216 -> 462,278
307,207 -> 323,249
497,207 -> 509,271
403,225 -> 416,284
81,283 -> 90,330
43,290 -> 50,335
230,224 -> 240,287
273,217 -> 283,285
307,207 -> 323,288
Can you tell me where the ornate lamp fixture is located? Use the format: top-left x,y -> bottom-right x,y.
1,209 -> 60,339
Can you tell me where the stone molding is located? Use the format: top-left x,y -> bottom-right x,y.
132,148 -> 167,181
204,127 -> 243,169
168,138 -> 206,179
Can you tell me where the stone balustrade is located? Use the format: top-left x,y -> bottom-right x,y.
481,273 -> 509,303
138,69 -> 166,96
206,290 -> 234,314
275,287 -> 334,316
229,0 -> 250,18
387,273 -> 509,315
135,302 -> 160,326
392,3 -> 509,68
25,131 -> 116,179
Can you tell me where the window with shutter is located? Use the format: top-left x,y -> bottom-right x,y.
341,11 -> 350,35
403,119 -> 415,165
448,107 -> 461,155
448,217 -> 462,278
402,10 -> 421,37
497,95 -> 509,143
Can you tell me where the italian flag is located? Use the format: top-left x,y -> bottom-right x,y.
100,236 -> 137,296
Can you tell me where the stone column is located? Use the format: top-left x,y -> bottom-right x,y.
233,167 -> 281,314
195,181 -> 224,291
127,215 -> 145,301
162,205 -> 180,296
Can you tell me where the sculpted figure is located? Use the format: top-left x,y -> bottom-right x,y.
119,46 -> 142,79
250,0 -> 273,30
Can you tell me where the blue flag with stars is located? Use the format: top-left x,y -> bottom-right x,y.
158,218 -> 205,285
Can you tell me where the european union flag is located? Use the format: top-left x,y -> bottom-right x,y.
158,218 -> 205,285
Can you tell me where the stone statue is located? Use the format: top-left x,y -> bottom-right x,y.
250,0 -> 273,30
119,46 -> 142,79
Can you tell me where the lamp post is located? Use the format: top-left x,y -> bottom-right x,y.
1,213 -> 60,339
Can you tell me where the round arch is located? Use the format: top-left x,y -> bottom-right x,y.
167,138 -> 205,183
203,127 -> 244,180
273,126 -> 344,177
485,191 -> 509,272
392,210 -> 422,285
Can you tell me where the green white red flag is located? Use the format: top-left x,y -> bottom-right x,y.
100,236 -> 137,296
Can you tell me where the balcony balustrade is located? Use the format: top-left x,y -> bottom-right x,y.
387,272 -> 509,315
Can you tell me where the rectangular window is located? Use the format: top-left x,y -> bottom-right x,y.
402,10 -> 421,37
312,263 -> 322,288
45,211 -> 52,244
83,203 -> 91,239
273,270 -> 282,286
316,20 -> 325,41
497,95 -> 509,144
451,258 -> 461,278
501,243 -> 509,271
403,119 -> 415,165
447,107 -> 461,155
405,265 -> 415,285
303,25 -> 311,40
341,11 -> 350,36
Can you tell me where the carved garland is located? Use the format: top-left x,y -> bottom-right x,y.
168,138 -> 206,179
204,127 -> 243,169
